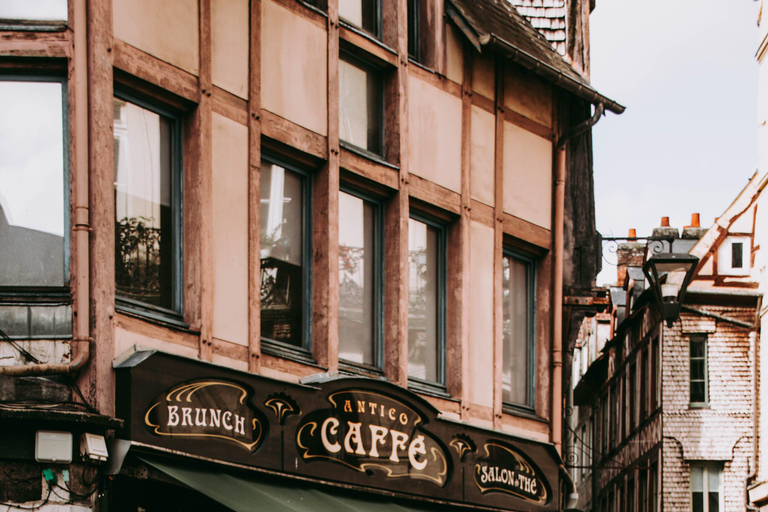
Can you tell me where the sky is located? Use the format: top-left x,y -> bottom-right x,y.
589,0 -> 760,284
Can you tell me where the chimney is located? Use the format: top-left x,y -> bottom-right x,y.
652,216 -> 679,239
616,228 -> 644,286
683,213 -> 707,239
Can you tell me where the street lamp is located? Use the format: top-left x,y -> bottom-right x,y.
642,253 -> 699,327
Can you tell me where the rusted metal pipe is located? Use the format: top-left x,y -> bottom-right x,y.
0,340 -> 90,376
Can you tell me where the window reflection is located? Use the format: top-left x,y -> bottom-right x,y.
113,97 -> 175,311
339,191 -> 377,366
0,80 -> 66,287
339,54 -> 383,156
502,253 -> 533,406
408,218 -> 440,382
260,161 -> 304,347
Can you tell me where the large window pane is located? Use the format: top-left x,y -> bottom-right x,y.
114,97 -> 179,312
340,54 -> 383,156
260,161 -> 305,348
339,0 -> 377,36
408,217 -> 442,383
502,252 -> 534,406
0,80 -> 66,287
690,336 -> 707,403
339,191 -> 379,366
0,1 -> 67,22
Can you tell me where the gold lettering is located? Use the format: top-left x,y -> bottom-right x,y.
380,404 -> 385,417
399,412 -> 408,425
388,408 -> 396,421
344,400 -> 352,413
368,402 -> 378,415
357,400 -> 366,413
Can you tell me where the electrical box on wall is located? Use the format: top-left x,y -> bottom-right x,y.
35,431 -> 73,464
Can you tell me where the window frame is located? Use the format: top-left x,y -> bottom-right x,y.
338,0 -> 382,40
337,185 -> 385,373
259,153 -> 314,356
338,50 -> 386,160
501,247 -> 537,411
690,463 -> 722,512
406,212 -> 446,392
113,88 -> 185,326
689,334 -> 709,406
0,74 -> 70,303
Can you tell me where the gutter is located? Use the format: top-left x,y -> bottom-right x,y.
478,34 -> 625,115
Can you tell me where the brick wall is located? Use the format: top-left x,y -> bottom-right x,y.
663,306 -> 756,511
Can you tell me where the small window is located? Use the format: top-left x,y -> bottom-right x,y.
407,215 -> 445,386
690,335 -> 708,405
407,0 -> 420,60
338,188 -> 383,369
627,478 -> 635,512
114,93 -> 183,320
501,250 -> 536,408
339,53 -> 384,157
0,1 -> 67,26
717,236 -> 750,275
260,158 -> 311,350
691,464 -> 722,512
339,0 -> 379,37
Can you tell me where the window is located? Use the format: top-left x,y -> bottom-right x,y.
114,93 -> 183,319
339,0 -> 379,37
690,335 -> 708,404
651,336 -> 660,411
640,348 -> 648,420
0,1 -> 67,25
629,361 -> 636,430
260,158 -> 311,349
0,76 -> 71,339
639,469 -> 648,512
407,0 -> 420,60
609,384 -> 617,449
502,250 -> 536,407
339,53 -> 384,157
717,236 -> 750,275
649,460 -> 658,512
338,188 -> 383,368
691,464 -> 721,512
627,478 -> 635,512
407,215 -> 445,386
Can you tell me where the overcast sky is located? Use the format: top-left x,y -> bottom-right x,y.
590,0 -> 760,284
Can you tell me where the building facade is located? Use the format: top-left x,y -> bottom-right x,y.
0,0 -> 621,510
572,208 -> 762,512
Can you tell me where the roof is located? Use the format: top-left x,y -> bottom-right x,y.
445,0 -> 624,114
509,0 -> 567,54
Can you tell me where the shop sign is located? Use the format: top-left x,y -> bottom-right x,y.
474,442 -> 549,504
144,380 -> 266,451
297,390 -> 449,485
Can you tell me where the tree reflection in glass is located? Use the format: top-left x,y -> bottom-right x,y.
408,218 -> 439,382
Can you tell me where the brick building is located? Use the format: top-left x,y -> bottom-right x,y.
0,0 -> 622,511
571,200 -> 762,511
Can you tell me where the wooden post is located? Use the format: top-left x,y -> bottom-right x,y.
492,57 -> 505,429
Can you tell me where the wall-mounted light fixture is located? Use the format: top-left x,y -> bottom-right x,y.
643,253 -> 699,327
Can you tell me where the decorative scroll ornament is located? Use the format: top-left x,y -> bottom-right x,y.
450,434 -> 476,462
265,392 -> 300,425
296,390 -> 450,485
144,380 -> 266,451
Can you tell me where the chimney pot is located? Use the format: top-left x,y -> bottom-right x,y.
661,216 -> 670,227
628,228 -> 637,238
691,213 -> 700,228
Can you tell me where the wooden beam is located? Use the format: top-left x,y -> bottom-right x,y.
248,0 -> 263,373
112,40 -> 198,103
492,56 -> 505,429
260,109 -> 329,160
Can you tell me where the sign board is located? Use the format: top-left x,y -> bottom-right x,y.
116,351 -> 562,511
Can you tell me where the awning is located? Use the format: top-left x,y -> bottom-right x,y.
139,455 -> 427,512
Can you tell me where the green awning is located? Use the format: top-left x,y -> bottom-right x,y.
139,456 -> 428,512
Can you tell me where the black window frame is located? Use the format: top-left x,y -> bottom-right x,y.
689,334 -> 708,406
501,247 -> 537,412
113,89 -> 185,327
406,212 -> 446,394
337,185 -> 385,373
0,74 -> 72,340
259,154 -> 314,358
338,50 -> 386,160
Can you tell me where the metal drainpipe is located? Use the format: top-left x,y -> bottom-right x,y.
552,102 -> 604,456
0,0 -> 91,377
746,296 -> 761,511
